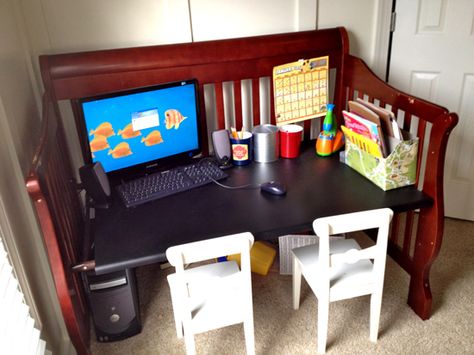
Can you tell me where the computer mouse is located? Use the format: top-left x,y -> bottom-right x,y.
260,181 -> 287,195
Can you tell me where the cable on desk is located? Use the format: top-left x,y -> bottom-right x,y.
199,157 -> 261,190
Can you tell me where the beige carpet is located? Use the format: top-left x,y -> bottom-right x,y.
91,217 -> 474,354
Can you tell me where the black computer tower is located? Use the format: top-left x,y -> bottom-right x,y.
83,268 -> 141,342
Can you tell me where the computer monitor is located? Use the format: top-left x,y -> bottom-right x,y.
78,79 -> 201,178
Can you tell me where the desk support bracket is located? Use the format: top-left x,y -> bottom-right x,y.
72,260 -> 96,273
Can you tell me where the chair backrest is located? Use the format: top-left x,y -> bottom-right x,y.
313,208 -> 393,281
166,232 -> 254,273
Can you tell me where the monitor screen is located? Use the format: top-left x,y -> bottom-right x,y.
78,80 -> 201,176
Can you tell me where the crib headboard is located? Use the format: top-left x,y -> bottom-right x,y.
39,27 -> 349,159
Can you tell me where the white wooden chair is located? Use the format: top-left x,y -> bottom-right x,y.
166,232 -> 255,355
292,208 -> 393,354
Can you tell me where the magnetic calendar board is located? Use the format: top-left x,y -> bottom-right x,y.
273,56 -> 329,126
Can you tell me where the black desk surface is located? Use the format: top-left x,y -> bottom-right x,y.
93,143 -> 432,274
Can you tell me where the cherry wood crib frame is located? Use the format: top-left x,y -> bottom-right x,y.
27,27 -> 457,354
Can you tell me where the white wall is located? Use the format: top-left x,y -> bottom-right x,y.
318,0 -> 378,68
2,1 -> 381,353
190,0 -> 317,41
0,1 -> 41,171
26,0 -> 192,52
22,0 -> 379,87
0,0 -> 72,353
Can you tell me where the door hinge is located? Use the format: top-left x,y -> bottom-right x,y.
390,11 -> 397,32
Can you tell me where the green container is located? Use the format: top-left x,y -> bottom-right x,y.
343,133 -> 418,191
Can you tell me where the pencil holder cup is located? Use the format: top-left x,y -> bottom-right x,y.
252,124 -> 279,163
230,132 -> 253,166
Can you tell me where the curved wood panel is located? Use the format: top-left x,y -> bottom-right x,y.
26,93 -> 91,355
40,29 -> 347,97
342,54 -> 458,319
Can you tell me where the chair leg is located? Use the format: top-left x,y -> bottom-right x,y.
169,286 -> 184,338
183,327 -> 196,355
369,291 -> 383,342
317,298 -> 329,354
243,319 -> 255,355
292,257 -> 302,310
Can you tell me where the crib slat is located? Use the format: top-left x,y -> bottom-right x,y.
402,211 -> 415,256
404,112 -> 412,131
215,82 -> 225,130
347,87 -> 355,108
234,80 -> 243,130
415,119 -> 427,185
252,79 -> 260,127
389,213 -> 401,245
269,78 -> 275,125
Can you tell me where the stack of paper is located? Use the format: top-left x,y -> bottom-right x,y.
342,100 -> 403,158
355,98 -> 402,140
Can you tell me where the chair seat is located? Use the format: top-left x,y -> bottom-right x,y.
292,239 -> 375,301
167,260 -> 248,334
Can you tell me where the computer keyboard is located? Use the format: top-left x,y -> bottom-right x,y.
117,160 -> 228,207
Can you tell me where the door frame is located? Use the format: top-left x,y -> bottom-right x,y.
372,0 -> 395,81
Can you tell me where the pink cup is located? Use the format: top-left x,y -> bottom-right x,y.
280,124 -> 303,158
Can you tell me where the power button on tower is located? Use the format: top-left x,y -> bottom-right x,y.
110,314 -> 120,323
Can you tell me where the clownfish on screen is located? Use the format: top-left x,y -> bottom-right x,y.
89,106 -> 187,160
165,109 -> 186,129
108,142 -> 132,158
89,122 -> 115,158
89,134 -> 110,153
89,122 -> 115,138
118,123 -> 142,139
141,130 -> 164,146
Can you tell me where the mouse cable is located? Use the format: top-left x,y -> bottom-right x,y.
198,157 -> 261,190
209,176 -> 260,190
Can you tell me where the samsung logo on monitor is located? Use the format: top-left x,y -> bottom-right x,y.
146,163 -> 158,169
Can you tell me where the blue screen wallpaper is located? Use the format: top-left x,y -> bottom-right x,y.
82,83 -> 199,173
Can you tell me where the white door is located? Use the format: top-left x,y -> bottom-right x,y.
389,0 -> 474,220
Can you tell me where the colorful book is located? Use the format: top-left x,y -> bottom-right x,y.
341,125 -> 383,158
342,110 -> 385,158
348,101 -> 388,157
342,110 -> 380,141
